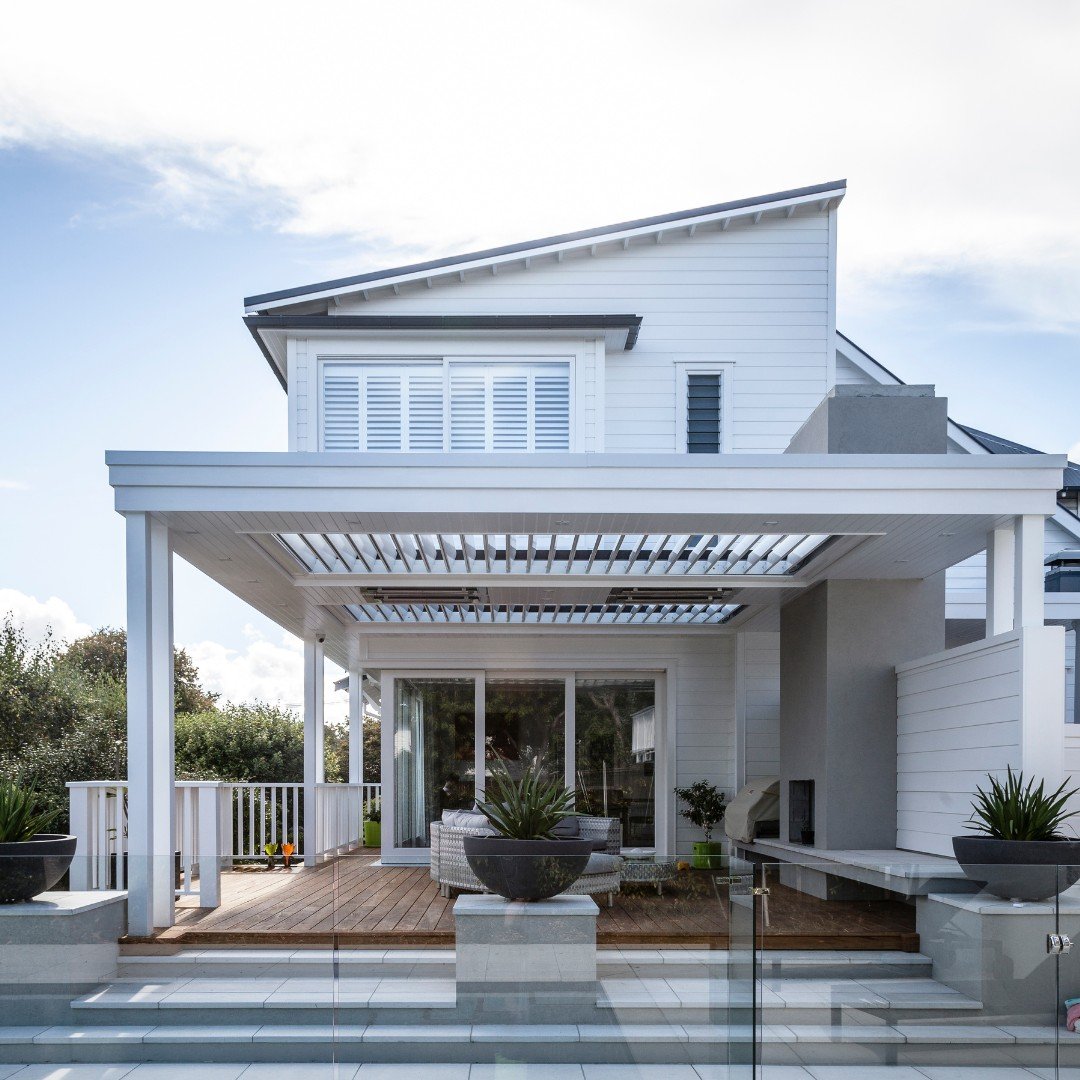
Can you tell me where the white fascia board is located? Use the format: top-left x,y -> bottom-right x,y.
245,187 -> 846,314
836,336 -> 992,456
106,450 -> 1066,519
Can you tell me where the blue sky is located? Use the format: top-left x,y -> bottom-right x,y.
1,1 -> 1077,709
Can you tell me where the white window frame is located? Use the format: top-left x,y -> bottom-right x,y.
312,337 -> 585,453
674,359 -> 734,455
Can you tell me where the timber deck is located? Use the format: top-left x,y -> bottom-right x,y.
148,852 -> 918,950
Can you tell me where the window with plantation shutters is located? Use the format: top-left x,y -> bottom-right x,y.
321,359 -> 572,452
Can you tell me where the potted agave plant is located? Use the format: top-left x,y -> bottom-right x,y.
953,767 -> 1080,901
0,780 -> 77,903
675,780 -> 728,869
463,763 -> 593,901
363,798 -> 381,848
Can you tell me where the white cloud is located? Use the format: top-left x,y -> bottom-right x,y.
0,480 -> 28,491
0,588 -> 92,646
183,624 -> 347,723
1,2 -> 1077,330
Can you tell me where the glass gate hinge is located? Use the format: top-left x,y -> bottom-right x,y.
750,886 -> 770,896
1048,933 -> 1074,955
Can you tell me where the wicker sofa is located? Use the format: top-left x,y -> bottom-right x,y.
429,812 -> 623,905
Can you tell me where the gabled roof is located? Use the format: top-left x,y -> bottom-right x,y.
957,424 -> 1080,492
244,180 -> 846,311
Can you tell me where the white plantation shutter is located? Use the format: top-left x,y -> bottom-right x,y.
450,369 -> 487,450
322,359 -> 571,452
405,370 -> 444,450
492,373 -> 529,450
322,373 -> 361,450
363,373 -> 403,451
533,371 -> 571,450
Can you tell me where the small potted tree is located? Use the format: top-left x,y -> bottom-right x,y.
363,797 -> 381,848
0,780 -> 76,903
953,767 -> 1080,901
675,780 -> 728,869
463,763 -> 593,901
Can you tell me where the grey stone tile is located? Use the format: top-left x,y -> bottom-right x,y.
360,1069 -> 468,1080
915,1068 -> 1049,1079
237,1067 -> 360,1079
13,1069 -> 139,1080
804,1068 -> 931,1079
143,1025 -> 259,1043
362,1024 -> 472,1043
471,1025 -> 578,1042
471,1068 -> 584,1080
582,1067 -> 699,1080
34,1026 -> 153,1044
129,1068 -> 249,1080
0,1028 -> 49,1044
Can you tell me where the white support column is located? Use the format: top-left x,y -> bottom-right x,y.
985,526 -> 1016,637
1014,514 -> 1046,630
348,665 -> 364,785
125,513 -> 175,935
303,639 -> 325,867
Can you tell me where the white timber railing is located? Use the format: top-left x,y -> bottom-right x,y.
68,780 -> 381,905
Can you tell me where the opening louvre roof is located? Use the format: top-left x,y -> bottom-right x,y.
273,531 -> 833,580
342,601 -> 746,626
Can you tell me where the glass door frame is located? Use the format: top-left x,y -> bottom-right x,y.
378,663 -> 672,864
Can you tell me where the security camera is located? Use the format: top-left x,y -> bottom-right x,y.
316,633 -> 326,644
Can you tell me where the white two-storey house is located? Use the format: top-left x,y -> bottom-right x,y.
103,180 -> 1078,933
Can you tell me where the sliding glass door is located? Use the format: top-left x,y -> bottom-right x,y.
386,670 -> 660,859
393,676 -> 476,848
574,678 -> 657,848
484,677 -> 566,786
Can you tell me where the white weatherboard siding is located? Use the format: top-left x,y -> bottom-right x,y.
737,631 -> 781,784
323,213 -> 832,454
895,625 -> 1066,857
358,631 -> 735,858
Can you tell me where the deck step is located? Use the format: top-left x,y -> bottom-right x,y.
0,1021 -> 1076,1067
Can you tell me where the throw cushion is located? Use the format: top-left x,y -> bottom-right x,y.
441,809 -> 490,830
584,852 -> 621,876
551,816 -> 581,838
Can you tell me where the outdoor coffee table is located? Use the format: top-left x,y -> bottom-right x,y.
620,856 -> 679,896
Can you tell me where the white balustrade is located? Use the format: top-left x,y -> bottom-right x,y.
69,780 -> 383,899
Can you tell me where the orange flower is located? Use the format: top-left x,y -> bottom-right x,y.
282,843 -> 295,856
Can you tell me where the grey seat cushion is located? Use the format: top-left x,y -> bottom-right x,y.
584,852 -> 621,876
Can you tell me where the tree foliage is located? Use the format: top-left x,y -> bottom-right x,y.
0,615 -> 382,833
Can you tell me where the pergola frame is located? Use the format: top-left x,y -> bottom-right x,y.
110,449 -> 1065,932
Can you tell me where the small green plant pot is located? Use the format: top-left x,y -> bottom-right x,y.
363,821 -> 381,848
691,841 -> 726,870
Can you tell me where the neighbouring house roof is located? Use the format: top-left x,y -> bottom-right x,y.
243,180 -> 846,310
957,424 -> 1080,493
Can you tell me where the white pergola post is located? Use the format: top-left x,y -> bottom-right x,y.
348,665 -> 364,785
125,512 -> 175,935
303,639 -> 325,867
985,526 -> 1016,637
1014,514 -> 1046,630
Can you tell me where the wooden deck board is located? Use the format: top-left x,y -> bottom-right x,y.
160,854 -> 918,950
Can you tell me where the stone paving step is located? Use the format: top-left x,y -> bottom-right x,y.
118,948 -> 933,982
0,1021 -> 1077,1068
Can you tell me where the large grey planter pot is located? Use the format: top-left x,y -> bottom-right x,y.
952,836 -> 1080,902
0,833 -> 77,903
463,835 -> 593,901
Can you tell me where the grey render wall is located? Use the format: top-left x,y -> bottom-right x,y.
785,385 -> 949,455
779,576 -> 945,850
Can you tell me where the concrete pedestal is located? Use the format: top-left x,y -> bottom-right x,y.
0,891 -> 126,1025
453,893 -> 598,1021
918,889 -> 1080,1022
